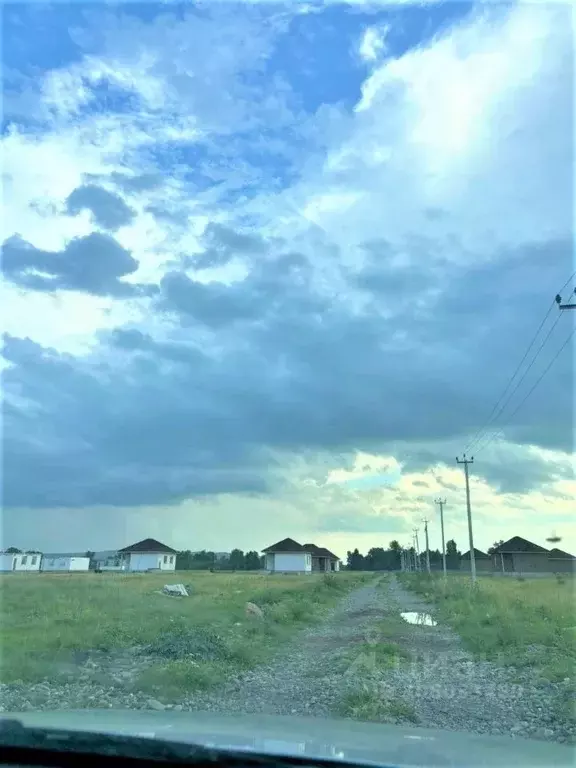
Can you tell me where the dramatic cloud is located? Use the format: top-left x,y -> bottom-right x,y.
1,0 -> 574,554
2,232 -> 148,297
66,184 -> 135,231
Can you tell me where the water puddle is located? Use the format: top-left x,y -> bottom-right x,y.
401,611 -> 437,626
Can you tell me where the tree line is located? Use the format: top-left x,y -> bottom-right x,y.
175,549 -> 263,571
346,539 -> 464,571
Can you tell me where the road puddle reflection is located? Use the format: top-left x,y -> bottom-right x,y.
401,611 -> 437,626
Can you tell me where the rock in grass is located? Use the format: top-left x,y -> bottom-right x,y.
245,602 -> 264,619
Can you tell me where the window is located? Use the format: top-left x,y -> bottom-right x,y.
169,555 -> 173,563
21,555 -> 28,565
163,555 -> 168,563
31,556 -> 37,565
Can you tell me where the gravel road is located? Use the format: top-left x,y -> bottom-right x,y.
1,575 -> 573,746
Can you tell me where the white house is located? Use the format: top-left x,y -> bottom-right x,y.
262,538 -> 341,573
41,554 -> 91,572
0,552 -> 42,572
96,538 -> 177,572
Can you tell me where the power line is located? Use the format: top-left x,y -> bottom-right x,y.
475,324 -> 575,455
465,271 -> 576,454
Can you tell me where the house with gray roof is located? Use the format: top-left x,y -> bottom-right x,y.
262,538 -> 340,573
490,536 -> 551,574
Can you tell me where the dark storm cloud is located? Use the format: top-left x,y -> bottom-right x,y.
66,185 -> 135,231
159,250 -> 320,327
1,232 -> 153,297
3,232 -> 573,508
185,223 -> 268,270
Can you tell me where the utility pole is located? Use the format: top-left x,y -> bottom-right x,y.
435,498 -> 447,578
556,289 -> 576,310
422,519 -> 431,573
456,454 -> 476,583
413,528 -> 420,571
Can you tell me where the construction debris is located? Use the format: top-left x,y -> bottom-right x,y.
161,584 -> 189,597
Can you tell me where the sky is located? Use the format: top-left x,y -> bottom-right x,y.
1,0 -> 575,559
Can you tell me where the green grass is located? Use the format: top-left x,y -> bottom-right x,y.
340,683 -> 417,723
399,573 -> 575,682
0,571 -> 368,695
335,603 -> 415,724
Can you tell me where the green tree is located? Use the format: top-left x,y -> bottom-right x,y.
445,539 -> 461,570
346,548 -> 365,570
487,540 -> 504,555
229,548 -> 245,570
244,551 -> 261,570
5,547 -> 22,553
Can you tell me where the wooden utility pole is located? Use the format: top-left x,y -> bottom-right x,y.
556,289 -> 576,310
456,454 -> 476,583
422,519 -> 431,573
435,498 -> 447,577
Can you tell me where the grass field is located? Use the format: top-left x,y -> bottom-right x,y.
400,573 -> 575,683
1,571 -> 368,694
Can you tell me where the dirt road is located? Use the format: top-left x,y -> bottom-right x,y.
1,576 -> 573,745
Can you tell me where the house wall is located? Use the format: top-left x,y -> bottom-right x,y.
128,552 -> 176,572
547,559 -> 576,574
460,558 -> 493,572
333,559 -> 340,572
9,554 -> 41,571
270,553 -> 311,572
0,555 -> 16,571
42,557 -> 90,572
512,552 -> 555,574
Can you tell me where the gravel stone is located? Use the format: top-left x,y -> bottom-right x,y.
146,699 -> 166,711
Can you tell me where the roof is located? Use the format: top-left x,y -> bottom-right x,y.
303,543 -> 340,560
461,548 -> 490,560
548,548 -> 575,559
118,538 -> 177,554
316,547 -> 339,560
43,553 -> 88,559
491,536 -> 549,554
262,537 -> 306,553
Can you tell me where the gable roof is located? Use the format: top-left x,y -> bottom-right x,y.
548,547 -> 575,559
118,538 -> 177,554
303,543 -> 322,554
491,536 -> 549,554
461,548 -> 489,560
262,537 -> 306,553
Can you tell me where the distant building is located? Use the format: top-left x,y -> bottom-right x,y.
95,539 -> 177,572
460,548 -> 492,572
41,554 -> 90,572
262,538 -> 340,573
491,537 -> 551,574
0,552 -> 41,572
547,547 -> 576,574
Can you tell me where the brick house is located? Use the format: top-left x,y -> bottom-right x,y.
547,548 -> 576,574
491,536 -> 551,574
